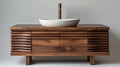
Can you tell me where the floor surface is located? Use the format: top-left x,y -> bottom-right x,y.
0,56 -> 120,67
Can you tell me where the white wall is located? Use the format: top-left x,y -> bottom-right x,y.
0,0 -> 120,64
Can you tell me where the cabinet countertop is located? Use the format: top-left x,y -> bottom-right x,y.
11,24 -> 109,31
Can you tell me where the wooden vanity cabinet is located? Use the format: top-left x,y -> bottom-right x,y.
11,24 -> 109,65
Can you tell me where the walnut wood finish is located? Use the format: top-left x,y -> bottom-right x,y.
26,56 -> 32,65
11,52 -> 109,56
59,37 -> 88,52
11,32 -> 31,53
11,24 -> 109,65
90,56 -> 95,65
11,24 -> 109,31
88,32 -> 109,52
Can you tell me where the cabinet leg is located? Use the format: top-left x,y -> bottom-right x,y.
89,56 -> 94,65
30,56 -> 32,62
87,56 -> 90,61
26,56 -> 32,65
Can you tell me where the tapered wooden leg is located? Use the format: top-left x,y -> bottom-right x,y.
89,56 -> 94,65
30,56 -> 32,62
87,56 -> 90,61
26,56 -> 32,65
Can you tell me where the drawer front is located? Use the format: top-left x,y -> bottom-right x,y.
11,32 -> 31,53
59,37 -> 88,52
32,39 -> 59,53
32,32 -> 59,53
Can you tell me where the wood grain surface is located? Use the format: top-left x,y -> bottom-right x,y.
11,24 -> 110,65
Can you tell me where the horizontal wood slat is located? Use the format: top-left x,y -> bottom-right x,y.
12,50 -> 31,52
12,36 -> 31,39
12,39 -> 31,42
12,32 -> 31,34
12,44 -> 31,47
88,42 -> 108,45
88,50 -> 109,52
12,34 -> 31,37
88,45 -> 108,47
12,47 -> 31,50
12,42 -> 31,44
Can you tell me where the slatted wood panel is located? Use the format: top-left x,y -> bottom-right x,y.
88,32 -> 109,52
12,32 -> 31,53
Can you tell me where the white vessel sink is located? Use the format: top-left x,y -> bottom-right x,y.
39,19 -> 80,27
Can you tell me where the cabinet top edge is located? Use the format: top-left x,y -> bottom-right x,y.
11,24 -> 109,31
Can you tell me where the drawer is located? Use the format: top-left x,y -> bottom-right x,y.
32,32 -> 59,37
32,32 -> 59,53
32,37 -> 59,53
59,37 -> 88,52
